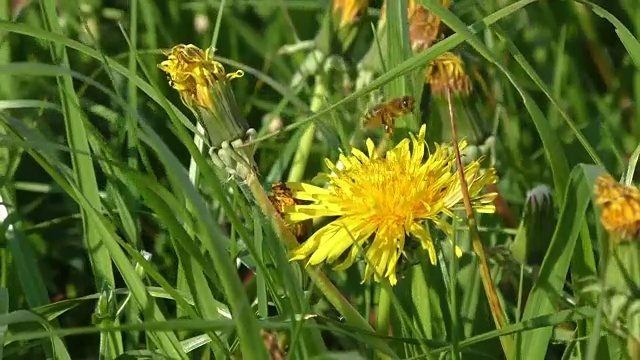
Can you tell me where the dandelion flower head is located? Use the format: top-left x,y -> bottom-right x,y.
158,44 -> 244,110
594,174 -> 640,241
426,52 -> 472,97
284,125 -> 498,285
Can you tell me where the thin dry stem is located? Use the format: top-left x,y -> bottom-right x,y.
374,132 -> 392,157
446,88 -> 513,355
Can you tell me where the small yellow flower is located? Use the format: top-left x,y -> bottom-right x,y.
425,52 -> 472,97
594,174 -> 640,241
158,44 -> 244,110
284,125 -> 498,285
332,0 -> 370,28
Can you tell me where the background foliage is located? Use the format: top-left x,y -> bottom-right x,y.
0,0 -> 639,359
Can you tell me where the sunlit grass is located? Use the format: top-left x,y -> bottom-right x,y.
0,0 -> 639,359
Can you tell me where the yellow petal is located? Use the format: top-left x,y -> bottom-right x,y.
285,204 -> 342,222
351,147 -> 369,164
409,223 -> 437,265
307,220 -> 364,265
332,245 -> 361,271
366,138 -> 376,158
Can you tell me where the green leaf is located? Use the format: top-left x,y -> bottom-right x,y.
517,164 -> 605,360
579,0 -> 640,69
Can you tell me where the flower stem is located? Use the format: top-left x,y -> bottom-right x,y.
287,76 -> 326,182
375,285 -> 392,335
445,89 -> 513,356
374,132 -> 392,158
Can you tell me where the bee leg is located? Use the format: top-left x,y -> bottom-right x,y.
382,114 -> 394,134
208,128 -> 258,181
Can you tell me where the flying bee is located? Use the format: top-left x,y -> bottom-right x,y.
362,95 -> 416,134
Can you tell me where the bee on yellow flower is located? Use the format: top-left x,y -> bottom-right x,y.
283,125 -> 498,285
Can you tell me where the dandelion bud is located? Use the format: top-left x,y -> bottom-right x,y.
510,184 -> 554,265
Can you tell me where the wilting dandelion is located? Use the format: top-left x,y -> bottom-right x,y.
594,174 -> 640,241
158,44 -> 248,148
283,125 -> 498,285
426,52 -> 472,97
159,44 -> 243,111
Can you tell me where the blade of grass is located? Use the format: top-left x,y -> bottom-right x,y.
134,126 -> 269,359
577,0 -> 640,69
515,164 -> 604,360
234,0 -> 544,145
488,22 -> 602,165
0,310 -> 71,360
83,115 -> 230,355
0,136 -> 69,359
39,0 -> 115,294
0,64 -> 258,358
1,114 -> 188,359
0,0 -> 536,148
427,306 -> 598,356
0,288 -> 7,358
423,0 -> 570,201
0,60 -> 274,359
127,0 -> 140,172
35,8 -> 123,355
446,89 -> 510,357
386,0 -> 413,127
0,209 -> 70,359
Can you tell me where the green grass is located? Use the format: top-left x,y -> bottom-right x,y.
1,0 -> 639,359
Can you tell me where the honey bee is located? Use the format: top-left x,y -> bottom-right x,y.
362,95 -> 416,134
268,181 -> 312,243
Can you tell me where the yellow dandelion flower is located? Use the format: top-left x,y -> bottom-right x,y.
332,0 -> 370,28
284,125 -> 498,285
594,174 -> 640,241
426,52 -> 472,97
